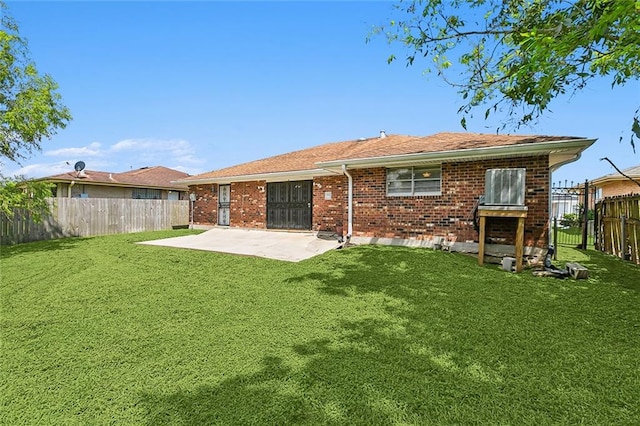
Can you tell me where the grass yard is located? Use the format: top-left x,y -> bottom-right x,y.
1,230 -> 639,425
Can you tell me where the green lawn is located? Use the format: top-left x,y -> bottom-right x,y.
1,230 -> 639,425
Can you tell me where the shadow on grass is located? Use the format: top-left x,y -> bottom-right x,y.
559,247 -> 640,293
0,237 -> 84,259
139,246 -> 639,424
139,248 -> 519,424
288,245 -> 475,301
140,319 -> 505,425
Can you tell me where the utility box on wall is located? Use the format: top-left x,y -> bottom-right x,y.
484,168 -> 526,206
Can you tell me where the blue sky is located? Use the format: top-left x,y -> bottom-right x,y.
3,1 -> 639,186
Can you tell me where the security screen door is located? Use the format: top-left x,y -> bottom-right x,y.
218,184 -> 230,226
266,181 -> 312,230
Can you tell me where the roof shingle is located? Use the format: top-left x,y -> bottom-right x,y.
183,132 -> 583,181
43,166 -> 190,190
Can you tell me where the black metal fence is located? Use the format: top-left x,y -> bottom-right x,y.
550,180 -> 596,257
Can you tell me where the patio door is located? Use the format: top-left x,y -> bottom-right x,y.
267,181 -> 312,230
218,184 -> 230,226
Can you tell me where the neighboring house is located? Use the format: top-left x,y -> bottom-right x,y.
42,166 -> 190,200
178,131 -> 595,253
590,164 -> 640,201
551,190 -> 581,220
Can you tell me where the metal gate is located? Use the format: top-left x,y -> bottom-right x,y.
267,181 -> 312,230
551,180 -> 596,253
218,184 -> 230,226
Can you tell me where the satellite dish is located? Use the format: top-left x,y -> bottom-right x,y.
74,161 -> 86,172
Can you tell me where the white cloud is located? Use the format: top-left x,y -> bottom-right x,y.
169,165 -> 206,176
2,137 -> 209,179
45,142 -> 103,158
175,154 -> 206,166
11,163 -> 70,178
109,138 -> 205,167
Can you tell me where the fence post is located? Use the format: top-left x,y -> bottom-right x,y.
594,201 -> 599,250
621,215 -> 627,260
553,217 -> 558,260
581,179 -> 589,249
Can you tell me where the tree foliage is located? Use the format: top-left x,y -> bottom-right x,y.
0,177 -> 52,222
1,2 -> 70,221
375,0 -> 640,146
1,1 -> 71,163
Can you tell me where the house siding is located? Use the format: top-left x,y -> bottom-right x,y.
54,183 -> 180,200
189,155 -> 550,248
598,180 -> 640,199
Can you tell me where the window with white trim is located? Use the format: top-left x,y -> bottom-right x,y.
132,188 -> 161,199
387,166 -> 441,196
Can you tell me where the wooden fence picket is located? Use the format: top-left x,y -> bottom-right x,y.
0,198 -> 189,245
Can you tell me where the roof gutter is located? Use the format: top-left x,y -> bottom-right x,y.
175,168 -> 339,186
317,138 -> 597,170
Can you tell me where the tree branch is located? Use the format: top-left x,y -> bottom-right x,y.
599,157 -> 640,189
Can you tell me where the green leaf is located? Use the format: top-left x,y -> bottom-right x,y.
632,116 -> 640,139
371,0 -> 639,148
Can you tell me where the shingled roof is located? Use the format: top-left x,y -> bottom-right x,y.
43,166 -> 190,191
181,132 -> 590,183
591,164 -> 640,184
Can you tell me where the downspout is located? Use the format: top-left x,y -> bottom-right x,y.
68,180 -> 75,198
341,164 -> 353,238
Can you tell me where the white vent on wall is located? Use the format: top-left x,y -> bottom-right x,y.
484,168 -> 526,206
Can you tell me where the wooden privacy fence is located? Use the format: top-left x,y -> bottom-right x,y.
595,194 -> 640,265
1,198 -> 190,245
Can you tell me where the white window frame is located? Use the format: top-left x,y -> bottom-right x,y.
386,166 -> 442,196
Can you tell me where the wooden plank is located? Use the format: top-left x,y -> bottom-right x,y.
1,198 -> 189,245
478,216 -> 486,265
515,217 -> 525,272
478,209 -> 528,218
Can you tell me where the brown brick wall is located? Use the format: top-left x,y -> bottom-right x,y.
230,181 -> 267,228
600,180 -> 640,199
312,175 -> 348,233
188,155 -> 550,248
191,184 -> 218,224
348,156 -> 549,247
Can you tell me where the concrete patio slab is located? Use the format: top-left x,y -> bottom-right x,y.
139,227 -> 341,262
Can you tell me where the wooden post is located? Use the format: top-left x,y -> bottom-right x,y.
477,207 -> 527,270
515,217 -> 525,272
621,215 -> 627,260
478,215 -> 486,265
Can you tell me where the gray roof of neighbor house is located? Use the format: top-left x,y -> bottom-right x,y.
43,166 -> 190,191
591,164 -> 640,184
179,132 -> 595,184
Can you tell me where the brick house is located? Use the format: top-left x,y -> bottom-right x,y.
179,132 -> 594,255
590,164 -> 640,201
42,166 -> 190,200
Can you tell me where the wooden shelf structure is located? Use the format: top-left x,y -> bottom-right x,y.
477,206 -> 528,272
